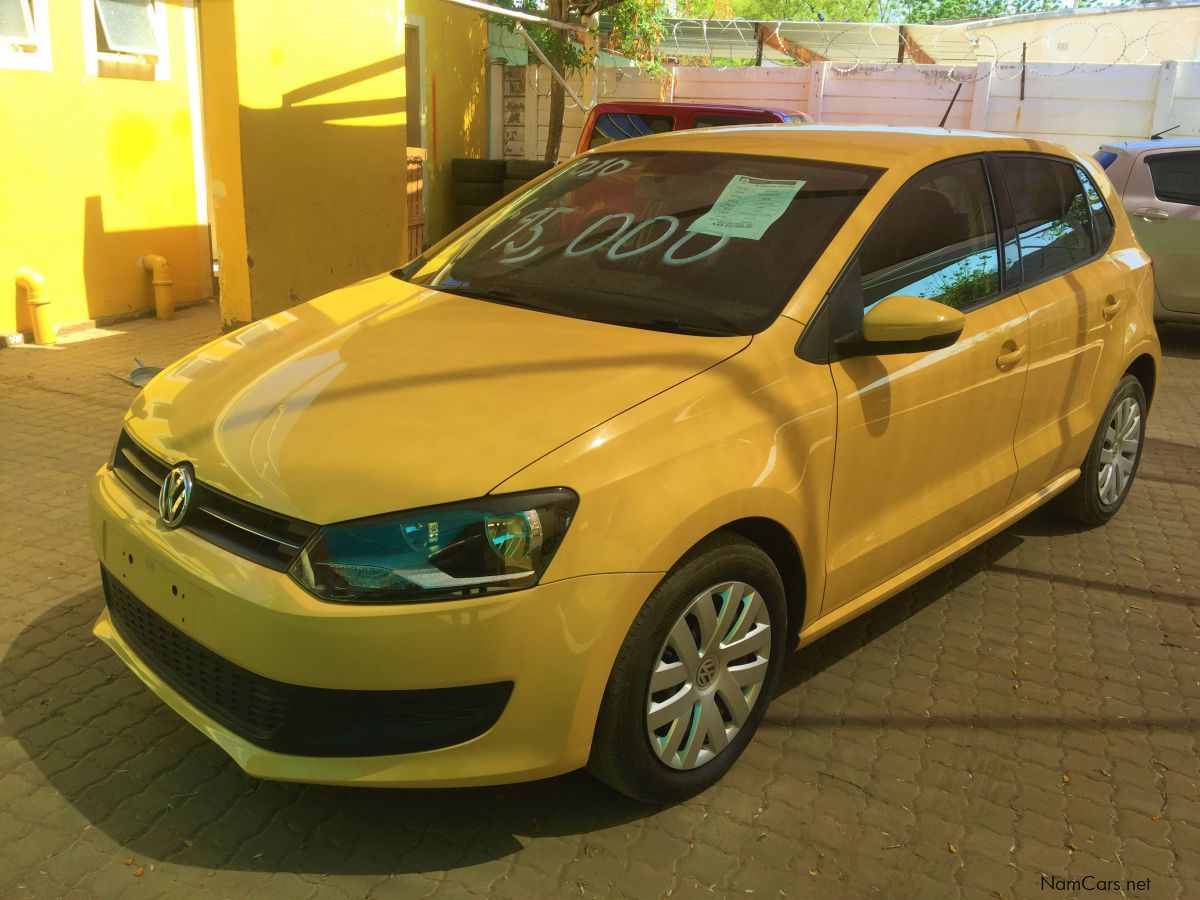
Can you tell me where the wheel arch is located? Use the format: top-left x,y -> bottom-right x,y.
698,517 -> 807,639
1126,353 -> 1157,408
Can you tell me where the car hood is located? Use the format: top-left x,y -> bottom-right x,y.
126,274 -> 748,524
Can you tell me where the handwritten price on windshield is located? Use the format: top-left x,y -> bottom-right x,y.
490,206 -> 729,267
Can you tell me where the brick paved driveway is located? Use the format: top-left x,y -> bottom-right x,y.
1,303 -> 1197,899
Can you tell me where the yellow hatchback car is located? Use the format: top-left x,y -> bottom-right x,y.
91,126 -> 1160,802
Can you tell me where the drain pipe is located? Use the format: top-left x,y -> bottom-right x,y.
16,268 -> 55,345
139,255 -> 174,319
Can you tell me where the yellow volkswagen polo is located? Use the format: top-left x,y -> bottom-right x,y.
91,126 -> 1160,802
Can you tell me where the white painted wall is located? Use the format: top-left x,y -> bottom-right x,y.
510,60 -> 1200,161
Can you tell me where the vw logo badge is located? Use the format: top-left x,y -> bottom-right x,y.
158,464 -> 194,529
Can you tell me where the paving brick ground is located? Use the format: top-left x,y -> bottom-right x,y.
0,302 -> 1197,899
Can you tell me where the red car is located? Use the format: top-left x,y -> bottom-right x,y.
576,101 -> 812,154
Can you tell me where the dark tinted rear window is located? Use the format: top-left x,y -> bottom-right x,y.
1147,151 -> 1200,206
1094,150 -> 1119,170
999,156 -> 1096,284
590,113 -> 674,148
693,115 -> 777,128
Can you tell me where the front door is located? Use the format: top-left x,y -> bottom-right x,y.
824,157 -> 1030,610
1124,148 -> 1200,316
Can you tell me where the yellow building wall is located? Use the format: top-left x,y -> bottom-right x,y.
201,0 -> 410,324
0,2 -> 210,337
407,0 -> 489,244
971,7 -> 1200,64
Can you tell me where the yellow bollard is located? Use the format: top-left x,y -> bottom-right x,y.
139,254 -> 174,320
16,268 -> 55,345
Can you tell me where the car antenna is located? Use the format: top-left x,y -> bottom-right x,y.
1150,125 -> 1180,140
939,83 -> 964,129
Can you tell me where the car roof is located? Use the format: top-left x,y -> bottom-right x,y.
591,100 -> 803,116
585,124 -> 1077,171
1100,137 -> 1200,153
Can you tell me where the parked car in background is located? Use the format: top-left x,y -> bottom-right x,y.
576,101 -> 812,154
93,126 -> 1159,803
1096,138 -> 1200,323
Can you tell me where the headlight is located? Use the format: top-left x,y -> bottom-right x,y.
289,489 -> 578,603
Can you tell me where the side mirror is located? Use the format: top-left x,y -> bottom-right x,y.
861,295 -> 965,346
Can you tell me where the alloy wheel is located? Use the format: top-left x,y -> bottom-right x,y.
645,581 -> 772,770
1097,395 -> 1142,506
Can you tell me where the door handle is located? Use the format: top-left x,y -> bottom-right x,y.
1102,293 -> 1122,321
1133,207 -> 1170,222
996,344 -> 1027,369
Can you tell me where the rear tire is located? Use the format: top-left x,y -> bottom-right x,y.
588,533 -> 787,803
1056,374 -> 1147,526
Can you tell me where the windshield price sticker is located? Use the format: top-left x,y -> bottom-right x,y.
688,175 -> 807,241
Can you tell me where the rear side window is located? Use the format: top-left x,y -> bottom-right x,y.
859,157 -> 1000,311
1075,165 -> 1115,250
590,113 -> 674,149
1094,150 -> 1119,170
1146,151 -> 1200,206
998,156 -> 1095,284
693,115 -> 776,128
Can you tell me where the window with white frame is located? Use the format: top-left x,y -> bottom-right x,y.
0,0 -> 36,49
94,0 -> 159,59
1,0 -> 50,69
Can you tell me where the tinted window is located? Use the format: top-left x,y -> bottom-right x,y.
1146,151 -> 1200,206
1094,150 -> 1119,170
693,115 -> 777,128
999,156 -> 1095,284
859,158 -> 1000,311
590,113 -> 674,148
1076,164 -> 1115,250
398,152 -> 879,335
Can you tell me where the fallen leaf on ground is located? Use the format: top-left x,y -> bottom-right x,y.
133,866 -> 144,877
123,858 -> 133,866
1062,774 -> 1071,784
948,843 -> 958,854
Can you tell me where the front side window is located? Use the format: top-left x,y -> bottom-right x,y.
590,113 -> 675,149
398,151 -> 880,335
1146,151 -> 1200,206
858,158 -> 1000,311
999,156 -> 1095,285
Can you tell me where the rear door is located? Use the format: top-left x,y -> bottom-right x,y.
823,156 -> 1030,609
1124,148 -> 1200,316
994,154 -> 1130,500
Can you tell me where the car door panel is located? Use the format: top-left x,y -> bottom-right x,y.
997,155 -> 1131,500
822,156 -> 1029,612
826,298 -> 1029,608
1125,149 -> 1200,315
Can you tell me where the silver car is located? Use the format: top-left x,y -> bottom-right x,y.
1096,138 -> 1200,324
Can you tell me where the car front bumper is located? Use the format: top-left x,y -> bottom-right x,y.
89,467 -> 661,787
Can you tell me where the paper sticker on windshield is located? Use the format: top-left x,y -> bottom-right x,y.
688,175 -> 806,241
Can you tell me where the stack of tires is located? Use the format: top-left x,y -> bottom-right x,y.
450,158 -> 556,230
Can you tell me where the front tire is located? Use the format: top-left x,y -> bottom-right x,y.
588,533 -> 788,803
1057,374 -> 1147,526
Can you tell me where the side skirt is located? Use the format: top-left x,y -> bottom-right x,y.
796,468 -> 1081,649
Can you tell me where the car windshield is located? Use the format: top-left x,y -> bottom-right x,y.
395,151 -> 880,336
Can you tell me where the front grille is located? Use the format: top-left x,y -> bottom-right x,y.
102,569 -> 514,757
111,430 -> 318,572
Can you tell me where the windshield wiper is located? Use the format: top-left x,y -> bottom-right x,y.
602,318 -> 740,337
